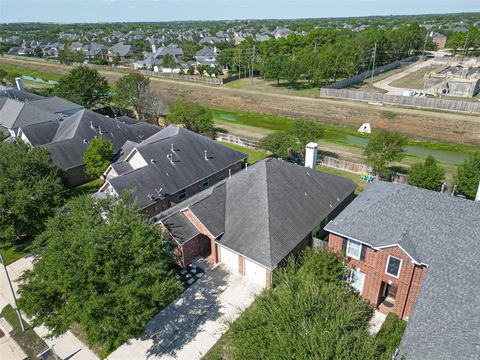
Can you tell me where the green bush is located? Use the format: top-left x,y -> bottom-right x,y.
375,313 -> 407,354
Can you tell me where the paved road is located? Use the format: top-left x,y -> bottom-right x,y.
108,259 -> 262,360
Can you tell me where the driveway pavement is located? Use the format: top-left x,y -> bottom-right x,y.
108,259 -> 262,360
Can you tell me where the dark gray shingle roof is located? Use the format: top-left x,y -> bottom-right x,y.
324,181 -> 480,360
20,121 -> 60,145
29,96 -> 82,114
161,158 -> 356,269
0,99 -> 58,130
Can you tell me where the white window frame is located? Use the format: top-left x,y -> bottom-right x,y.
346,239 -> 362,260
385,255 -> 402,278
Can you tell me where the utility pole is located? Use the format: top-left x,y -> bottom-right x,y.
250,45 -> 256,84
0,252 -> 25,332
371,42 -> 377,81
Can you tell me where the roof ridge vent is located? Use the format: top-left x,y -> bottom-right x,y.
167,153 -> 174,165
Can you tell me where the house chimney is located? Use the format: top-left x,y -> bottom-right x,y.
15,77 -> 25,92
305,142 -> 318,169
475,182 -> 480,202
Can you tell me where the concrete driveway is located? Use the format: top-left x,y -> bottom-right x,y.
108,259 -> 262,360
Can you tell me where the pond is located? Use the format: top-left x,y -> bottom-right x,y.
337,135 -> 468,165
21,75 -> 58,85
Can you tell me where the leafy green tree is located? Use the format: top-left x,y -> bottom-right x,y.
18,194 -> 182,355
0,142 -> 65,244
162,53 -> 176,69
54,66 -> 110,108
456,152 -> 480,199
261,121 -> 324,161
58,48 -> 84,64
364,131 -> 407,178
111,55 -> 121,66
187,65 -> 195,75
113,72 -> 150,118
33,46 -> 43,58
83,136 -> 114,178
281,57 -> 303,87
261,53 -> 284,85
223,249 -> 382,359
165,100 -> 214,133
408,156 -> 445,190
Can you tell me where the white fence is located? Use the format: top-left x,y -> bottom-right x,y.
215,133 -> 261,149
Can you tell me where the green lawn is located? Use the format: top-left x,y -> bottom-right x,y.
212,108 -> 295,132
0,243 -> 29,266
0,304 -> 48,360
0,62 -> 64,81
66,178 -> 103,199
317,164 -> 368,194
220,142 -> 269,164
224,77 -> 321,98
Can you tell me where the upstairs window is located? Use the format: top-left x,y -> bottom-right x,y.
385,256 -> 402,278
346,239 -> 362,260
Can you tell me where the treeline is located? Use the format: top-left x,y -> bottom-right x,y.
218,24 -> 435,86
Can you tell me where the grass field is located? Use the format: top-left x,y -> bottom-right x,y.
66,178 -> 103,199
0,60 -> 65,81
389,66 -> 442,89
0,244 -> 29,266
225,77 -> 321,98
347,66 -> 408,93
220,142 -> 270,164
0,304 -> 48,360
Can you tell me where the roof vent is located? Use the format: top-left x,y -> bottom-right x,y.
98,126 -> 102,134
167,153 -> 174,165
150,159 -> 156,165
171,143 -> 175,152
83,139 -> 88,144
90,121 -> 95,130
204,150 -> 208,160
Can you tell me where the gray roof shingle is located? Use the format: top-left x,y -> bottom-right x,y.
324,181 -> 480,360
160,158 -> 356,269
0,98 -> 58,130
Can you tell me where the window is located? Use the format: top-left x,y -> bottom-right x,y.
179,189 -> 186,201
348,269 -> 365,294
385,256 -> 402,278
346,239 -> 362,260
202,178 -> 209,189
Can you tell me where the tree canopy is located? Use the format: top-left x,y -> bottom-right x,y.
456,152 -> 480,199
113,72 -> 150,118
83,135 -> 114,178
0,142 -> 65,244
18,195 -> 182,356
214,249 -> 403,360
165,100 -> 214,134
408,156 -> 445,190
54,66 -> 110,108
364,131 -> 407,177
261,121 -> 324,161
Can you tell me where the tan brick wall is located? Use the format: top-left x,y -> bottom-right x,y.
266,269 -> 272,288
328,233 -> 427,320
238,255 -> 244,275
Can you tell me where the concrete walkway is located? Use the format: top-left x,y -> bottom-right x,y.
0,256 -> 98,360
368,310 -> 387,335
108,259 -> 262,360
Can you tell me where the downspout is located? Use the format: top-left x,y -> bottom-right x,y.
401,264 -> 416,319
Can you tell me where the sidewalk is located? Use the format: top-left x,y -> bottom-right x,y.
0,256 -> 98,360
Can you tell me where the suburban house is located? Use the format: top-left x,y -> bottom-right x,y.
81,42 -> 107,59
429,31 -> 447,48
158,158 -> 356,287
107,42 -> 133,63
98,125 -> 247,215
195,46 -> 220,67
324,181 -> 480,360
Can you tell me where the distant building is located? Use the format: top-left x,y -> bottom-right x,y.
429,31 -> 447,48
424,62 -> 480,98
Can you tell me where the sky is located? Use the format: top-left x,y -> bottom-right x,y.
0,0 -> 479,23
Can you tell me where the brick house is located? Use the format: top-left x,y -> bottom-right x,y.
99,125 -> 247,215
157,158 -> 356,287
324,181 -> 480,360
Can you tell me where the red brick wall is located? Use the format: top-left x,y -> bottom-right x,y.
180,234 -> 211,266
183,209 -> 218,263
328,233 -> 427,320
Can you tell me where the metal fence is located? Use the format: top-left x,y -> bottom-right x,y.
320,88 -> 480,114
323,56 -> 419,89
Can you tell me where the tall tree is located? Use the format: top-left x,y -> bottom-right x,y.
54,66 -> 110,108
162,53 -> 177,68
18,195 -> 182,356
83,136 -> 114,178
113,72 -> 150,118
456,152 -> 480,199
165,100 -> 214,134
364,131 -> 407,178
0,143 -> 65,244
407,156 -> 445,190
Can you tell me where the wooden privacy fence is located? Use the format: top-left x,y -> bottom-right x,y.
320,88 -> 480,114
318,155 -> 409,184
215,133 -> 261,149
323,55 -> 419,89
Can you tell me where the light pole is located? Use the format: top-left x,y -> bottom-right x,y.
0,252 -> 25,331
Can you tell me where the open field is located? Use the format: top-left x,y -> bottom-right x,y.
347,66 -> 408,93
389,65 -> 443,89
1,56 -> 480,145
225,77 -> 321,98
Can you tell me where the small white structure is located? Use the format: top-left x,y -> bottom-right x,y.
402,89 -> 415,97
15,77 -> 25,92
305,142 -> 318,169
358,123 -> 371,134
